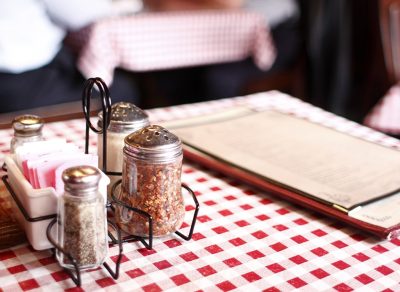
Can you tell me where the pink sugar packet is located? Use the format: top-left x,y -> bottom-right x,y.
15,139 -> 68,169
21,143 -> 80,179
34,153 -> 98,190
18,140 -> 101,191
24,152 -> 83,188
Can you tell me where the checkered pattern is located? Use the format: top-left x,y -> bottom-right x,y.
1,91 -> 400,291
364,83 -> 400,135
71,10 -> 276,85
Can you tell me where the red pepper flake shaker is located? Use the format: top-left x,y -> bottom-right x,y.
115,125 -> 185,237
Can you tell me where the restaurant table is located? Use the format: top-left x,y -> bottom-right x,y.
1,91 -> 400,291
67,10 -> 276,85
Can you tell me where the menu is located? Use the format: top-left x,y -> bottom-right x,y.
164,107 -> 400,234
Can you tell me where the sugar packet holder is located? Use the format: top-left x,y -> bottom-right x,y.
3,155 -> 110,250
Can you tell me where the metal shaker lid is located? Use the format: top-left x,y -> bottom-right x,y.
124,125 -> 182,163
62,165 -> 101,193
12,114 -> 44,136
98,102 -> 149,132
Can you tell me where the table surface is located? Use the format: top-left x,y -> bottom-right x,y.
69,10 -> 276,85
1,91 -> 400,291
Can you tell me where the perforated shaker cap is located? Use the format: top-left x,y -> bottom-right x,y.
98,102 -> 149,132
124,125 -> 182,163
12,114 -> 44,136
62,165 -> 101,194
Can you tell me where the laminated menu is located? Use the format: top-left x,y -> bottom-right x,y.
165,107 -> 400,239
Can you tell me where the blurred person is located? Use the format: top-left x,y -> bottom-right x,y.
0,0 -> 140,113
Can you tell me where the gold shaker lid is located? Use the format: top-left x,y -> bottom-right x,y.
62,165 -> 101,193
12,114 -> 44,136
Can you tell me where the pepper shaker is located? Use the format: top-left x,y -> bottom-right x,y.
97,102 -> 150,193
56,165 -> 108,270
10,114 -> 44,154
115,125 -> 185,237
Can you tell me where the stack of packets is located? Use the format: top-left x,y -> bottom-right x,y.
14,140 -> 98,194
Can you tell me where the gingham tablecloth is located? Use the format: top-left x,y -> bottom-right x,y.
364,83 -> 400,135
1,91 -> 400,291
71,10 -> 276,85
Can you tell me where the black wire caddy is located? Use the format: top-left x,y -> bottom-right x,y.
2,77 -> 199,287
82,77 -> 200,248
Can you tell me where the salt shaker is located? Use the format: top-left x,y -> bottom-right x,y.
98,102 -> 150,193
115,125 -> 185,237
56,166 -> 108,270
10,114 -> 44,154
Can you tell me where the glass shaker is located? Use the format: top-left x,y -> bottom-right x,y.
98,102 -> 150,194
115,125 -> 185,237
56,165 -> 108,270
10,114 -> 44,154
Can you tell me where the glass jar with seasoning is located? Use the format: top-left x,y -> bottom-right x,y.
115,125 -> 185,237
10,114 -> 44,154
98,102 -> 150,194
56,165 -> 108,270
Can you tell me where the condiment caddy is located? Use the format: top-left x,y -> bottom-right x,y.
2,77 -> 200,287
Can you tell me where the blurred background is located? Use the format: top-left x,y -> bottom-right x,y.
0,0 -> 395,127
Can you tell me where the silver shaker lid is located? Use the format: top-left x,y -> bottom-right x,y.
62,165 -> 101,193
124,125 -> 182,163
98,102 -> 149,132
12,114 -> 44,136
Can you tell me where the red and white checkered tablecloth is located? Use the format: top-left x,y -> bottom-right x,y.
71,10 -> 276,85
1,91 -> 400,291
364,83 -> 400,135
